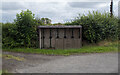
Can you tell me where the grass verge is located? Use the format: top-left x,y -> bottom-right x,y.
3,42 -> 118,56
2,54 -> 25,61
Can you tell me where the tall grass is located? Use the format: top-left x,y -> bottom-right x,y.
3,41 -> 118,55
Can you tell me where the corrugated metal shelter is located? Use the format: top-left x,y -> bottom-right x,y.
38,25 -> 82,49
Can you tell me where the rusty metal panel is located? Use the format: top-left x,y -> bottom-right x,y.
39,29 -> 42,49
78,39 -> 82,48
59,29 -> 64,38
38,25 -> 82,29
41,29 -> 44,48
41,38 -> 43,48
66,29 -> 72,39
72,39 -> 81,49
44,39 -> 50,49
64,39 -> 73,49
50,29 -> 56,49
51,38 -> 55,49
80,38 -> 82,47
39,27 -> 82,49
51,29 -> 56,39
74,29 -> 79,39
44,29 -> 50,39
55,39 -> 64,49
80,28 -> 82,47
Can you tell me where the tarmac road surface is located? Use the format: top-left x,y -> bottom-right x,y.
7,53 -> 118,73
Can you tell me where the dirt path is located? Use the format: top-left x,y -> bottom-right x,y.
2,52 -> 118,73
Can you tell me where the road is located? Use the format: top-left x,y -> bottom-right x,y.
3,52 -> 118,73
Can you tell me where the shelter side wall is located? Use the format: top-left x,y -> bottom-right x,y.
39,28 -> 82,49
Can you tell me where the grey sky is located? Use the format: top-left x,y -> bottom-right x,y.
68,2 -> 106,8
1,0 -> 119,24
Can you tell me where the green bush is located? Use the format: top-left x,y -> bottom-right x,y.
14,9 -> 36,47
65,11 -> 118,43
2,23 -> 18,48
118,19 -> 120,40
2,9 -> 53,48
2,10 -> 40,48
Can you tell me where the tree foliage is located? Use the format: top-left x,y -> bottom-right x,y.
65,11 -> 118,43
14,9 -> 37,47
2,10 -> 119,48
2,9 -> 39,48
2,23 -> 18,48
41,18 -> 51,25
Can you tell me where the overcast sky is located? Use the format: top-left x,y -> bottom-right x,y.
1,0 -> 119,24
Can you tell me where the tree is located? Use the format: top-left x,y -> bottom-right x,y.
2,22 -> 18,48
35,17 -> 43,25
52,23 -> 63,25
41,18 -> 51,25
65,11 -> 118,43
14,9 -> 36,47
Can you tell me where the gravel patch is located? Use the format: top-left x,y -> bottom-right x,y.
2,52 -> 118,73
